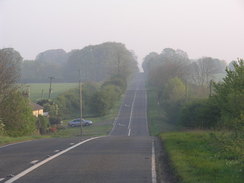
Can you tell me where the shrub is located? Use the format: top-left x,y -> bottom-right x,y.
180,99 -> 220,128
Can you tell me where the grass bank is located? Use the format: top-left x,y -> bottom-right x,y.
160,131 -> 243,183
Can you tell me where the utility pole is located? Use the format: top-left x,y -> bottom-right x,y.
26,85 -> 30,98
79,70 -> 83,136
185,80 -> 188,102
209,80 -> 213,97
117,54 -> 120,75
41,89 -> 44,99
48,76 -> 55,99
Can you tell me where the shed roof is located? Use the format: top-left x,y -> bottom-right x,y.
30,102 -> 43,111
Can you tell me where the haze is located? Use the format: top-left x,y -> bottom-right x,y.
1,0 -> 244,64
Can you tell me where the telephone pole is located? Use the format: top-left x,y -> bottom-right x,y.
48,76 -> 55,99
209,80 -> 213,97
79,70 -> 83,136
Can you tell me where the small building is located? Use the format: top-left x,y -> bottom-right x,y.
30,102 -> 44,117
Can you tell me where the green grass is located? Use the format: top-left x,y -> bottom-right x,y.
147,89 -> 178,135
24,83 -> 78,102
160,131 -> 243,183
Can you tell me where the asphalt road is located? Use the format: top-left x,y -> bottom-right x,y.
0,73 -> 156,183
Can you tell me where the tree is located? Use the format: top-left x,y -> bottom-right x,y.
161,77 -> 186,122
180,99 -> 220,128
188,57 -> 226,87
0,91 -> 36,136
213,59 -> 244,130
0,48 -> 22,102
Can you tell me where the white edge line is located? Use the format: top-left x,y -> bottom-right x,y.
5,136 -> 104,183
152,140 -> 157,183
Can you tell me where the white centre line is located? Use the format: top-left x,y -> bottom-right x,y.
5,136 -> 104,183
128,88 -> 138,136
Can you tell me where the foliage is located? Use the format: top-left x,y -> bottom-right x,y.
213,59 -> 244,131
147,89 -> 178,136
160,77 -> 186,122
37,99 -> 62,125
180,99 -> 221,129
0,91 -> 36,137
91,75 -> 125,116
36,115 -> 49,135
54,82 -> 99,119
21,42 -> 138,83
0,48 -> 22,103
0,118 -> 5,135
55,89 -> 80,119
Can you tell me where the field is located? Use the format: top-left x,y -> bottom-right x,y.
24,83 -> 78,102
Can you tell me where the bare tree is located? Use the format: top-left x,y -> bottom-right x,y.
189,57 -> 225,87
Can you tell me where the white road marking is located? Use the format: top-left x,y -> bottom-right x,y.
151,140 -> 157,183
5,136 -> 104,183
0,178 -> 5,181
128,88 -> 137,136
30,160 -> 39,165
128,129 -> 131,136
69,143 -> 75,145
118,123 -> 126,127
54,150 -> 61,153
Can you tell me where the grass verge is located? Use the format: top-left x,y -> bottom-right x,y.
160,131 -> 243,183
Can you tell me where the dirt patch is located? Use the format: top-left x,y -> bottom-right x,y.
154,137 -> 180,183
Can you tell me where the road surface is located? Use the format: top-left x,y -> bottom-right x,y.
0,73 -> 156,183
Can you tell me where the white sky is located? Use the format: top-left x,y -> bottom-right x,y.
1,0 -> 244,65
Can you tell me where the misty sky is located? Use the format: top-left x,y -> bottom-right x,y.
0,0 -> 244,65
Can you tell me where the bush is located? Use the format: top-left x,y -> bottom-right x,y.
36,115 -> 49,135
180,99 -> 220,129
0,119 -> 5,135
213,59 -> 244,130
0,91 -> 36,137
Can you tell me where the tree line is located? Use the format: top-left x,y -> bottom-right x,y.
142,48 -> 243,132
21,42 -> 138,83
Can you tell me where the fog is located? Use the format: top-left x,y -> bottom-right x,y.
1,0 -> 244,64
